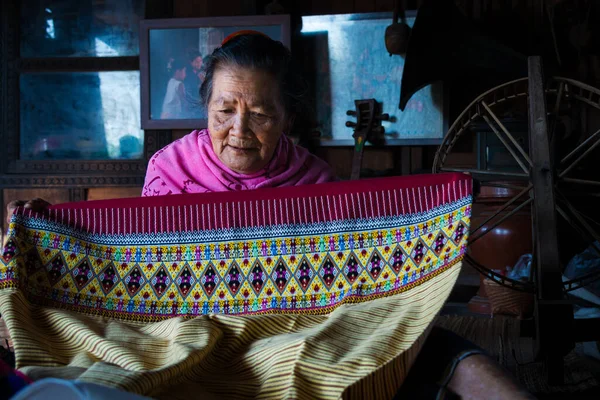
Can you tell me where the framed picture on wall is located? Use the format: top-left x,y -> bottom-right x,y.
139,15 -> 291,130
1,0 -> 155,180
301,12 -> 447,146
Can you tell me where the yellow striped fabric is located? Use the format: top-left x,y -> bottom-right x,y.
0,263 -> 461,399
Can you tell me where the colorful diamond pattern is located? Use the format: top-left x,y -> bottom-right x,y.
123,265 -> 145,296
342,253 -> 362,283
410,239 -> 427,266
389,245 -> 405,274
295,257 -> 315,292
272,258 -> 291,294
250,260 -> 267,295
24,248 -> 44,275
2,239 -> 16,263
366,250 -> 384,280
71,259 -> 93,290
200,263 -> 220,297
1,201 -> 471,316
453,222 -> 467,245
433,233 -> 448,256
224,262 -> 243,295
318,255 -> 338,289
46,254 -> 67,285
175,264 -> 196,298
150,266 -> 171,298
98,264 -> 118,294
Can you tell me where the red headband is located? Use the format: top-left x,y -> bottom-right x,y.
221,30 -> 270,46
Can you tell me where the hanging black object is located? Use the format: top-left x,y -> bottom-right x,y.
385,0 -> 411,55
398,0 -> 528,111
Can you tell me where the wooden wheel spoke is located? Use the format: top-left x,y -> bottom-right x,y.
432,78 -> 529,174
552,82 -> 565,115
464,254 -> 534,292
481,114 -> 530,174
555,77 -> 600,111
559,127 -> 600,178
563,268 -> 600,292
561,192 -> 600,198
561,177 -> 600,187
556,204 -> 597,251
480,182 -> 530,191
469,197 -> 533,245
555,194 -> 600,258
557,191 -> 600,242
470,185 -> 532,237
481,100 -> 532,171
549,82 -> 565,141
569,92 -> 600,111
558,177 -> 600,197
436,76 -> 600,297
439,167 -> 529,181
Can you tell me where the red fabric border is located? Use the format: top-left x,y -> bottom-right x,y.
15,173 -> 471,235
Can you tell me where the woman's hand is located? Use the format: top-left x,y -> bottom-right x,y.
6,198 -> 51,225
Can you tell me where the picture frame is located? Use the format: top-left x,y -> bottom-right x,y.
139,15 -> 291,130
301,12 -> 448,146
0,0 -> 154,185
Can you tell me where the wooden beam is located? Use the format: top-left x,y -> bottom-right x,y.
410,147 -> 423,172
69,188 -> 86,203
173,0 -> 209,18
331,0 -> 354,14
401,147 -> 411,175
145,0 -> 174,18
376,0 -> 395,12
527,56 -> 573,383
209,0 -> 244,16
528,57 -> 563,303
309,0 -> 333,15
354,0 -> 376,13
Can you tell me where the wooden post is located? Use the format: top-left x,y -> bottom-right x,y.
527,56 -> 574,383
401,147 -> 411,175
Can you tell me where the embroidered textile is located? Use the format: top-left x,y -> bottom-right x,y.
1,173 -> 471,399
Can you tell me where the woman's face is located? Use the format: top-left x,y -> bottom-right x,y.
175,66 -> 186,81
207,65 -> 288,174
192,56 -> 203,71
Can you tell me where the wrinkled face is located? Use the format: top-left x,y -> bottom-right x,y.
192,56 -> 203,71
207,65 -> 288,174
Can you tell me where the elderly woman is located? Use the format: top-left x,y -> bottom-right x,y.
143,32 -> 334,196
4,32 -> 533,400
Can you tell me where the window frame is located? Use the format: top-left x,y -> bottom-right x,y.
0,0 -> 171,188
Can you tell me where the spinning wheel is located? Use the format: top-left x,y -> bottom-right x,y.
433,57 -> 600,381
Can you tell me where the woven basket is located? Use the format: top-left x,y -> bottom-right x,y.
483,278 -> 534,319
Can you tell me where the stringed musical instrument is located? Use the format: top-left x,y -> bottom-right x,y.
346,99 -> 389,180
